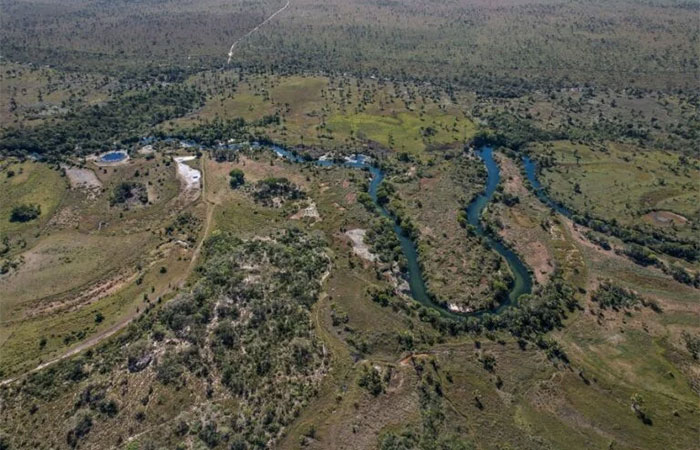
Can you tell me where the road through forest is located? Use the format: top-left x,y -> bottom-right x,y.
227,0 -> 291,63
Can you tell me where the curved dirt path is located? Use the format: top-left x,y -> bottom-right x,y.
1,155 -> 215,387
227,0 -> 291,63
185,154 -> 215,280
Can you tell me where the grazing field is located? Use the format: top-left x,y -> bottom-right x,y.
1,0 -> 698,447
1,143 -> 698,449
0,151 -> 206,378
530,141 -> 700,239
389,151 -> 506,311
0,62 -> 114,127
0,231 -> 150,311
172,73 -> 477,157
0,161 -> 67,239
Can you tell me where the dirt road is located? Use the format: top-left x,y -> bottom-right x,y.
227,0 -> 291,63
0,155 -> 215,387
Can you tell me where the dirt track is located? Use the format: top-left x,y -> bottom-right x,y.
0,155 -> 214,387
227,0 -> 291,63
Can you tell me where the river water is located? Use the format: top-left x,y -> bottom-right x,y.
466,147 -> 532,307
522,156 -> 572,218
270,144 -> 534,317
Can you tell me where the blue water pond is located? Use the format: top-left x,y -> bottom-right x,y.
100,151 -> 127,162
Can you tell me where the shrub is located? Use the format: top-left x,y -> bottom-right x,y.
98,399 -> 119,417
252,177 -> 305,206
229,168 -> 245,189
111,181 -> 147,205
156,352 -> 183,385
682,331 -> 700,360
66,414 -> 93,448
10,204 -> 40,222
357,364 -> 383,396
198,421 -> 220,448
591,282 -> 643,310
631,393 -> 653,425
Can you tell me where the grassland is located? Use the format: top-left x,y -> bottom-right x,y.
0,160 -> 67,241
0,67 -> 697,449
388,151 -> 506,311
530,140 -> 699,240
172,73 -> 477,158
0,143 -> 698,449
0,151 -> 206,378
0,0 -> 698,445
489,153 -> 572,287
0,62 -> 115,127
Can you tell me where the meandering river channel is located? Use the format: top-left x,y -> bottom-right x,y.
270,144 -> 535,318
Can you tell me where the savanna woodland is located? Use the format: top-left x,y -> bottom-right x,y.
0,0 -> 698,449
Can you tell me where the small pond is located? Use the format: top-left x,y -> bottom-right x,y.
100,151 -> 128,163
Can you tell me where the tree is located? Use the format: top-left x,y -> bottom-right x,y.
66,414 -> 92,448
229,169 -> 245,189
631,393 -> 652,425
10,204 -> 40,222
357,364 -> 383,396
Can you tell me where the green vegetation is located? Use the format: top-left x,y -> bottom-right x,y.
0,228 -> 329,449
110,181 -> 147,206
357,364 -> 384,396
326,111 -> 474,157
9,203 -> 40,222
365,218 -> 405,269
682,331 -> 700,360
388,149 -> 506,311
1,86 -> 203,159
533,141 -> 699,235
0,62 -> 114,127
251,177 -> 305,206
3,0 -> 697,94
591,281 -> 661,312
0,161 -> 66,238
228,168 -> 245,189
1,1 -> 698,449
529,141 -> 699,264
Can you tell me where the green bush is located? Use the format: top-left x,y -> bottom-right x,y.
110,181 -> 147,205
229,169 -> 245,189
591,281 -> 642,310
10,204 -> 40,222
357,364 -> 383,396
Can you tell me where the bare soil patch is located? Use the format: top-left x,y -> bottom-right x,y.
62,165 -> 102,190
345,229 -> 376,262
290,201 -> 321,221
174,156 -> 202,201
642,210 -> 688,227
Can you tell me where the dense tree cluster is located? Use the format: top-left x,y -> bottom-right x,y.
591,281 -> 661,313
151,228 -> 329,446
9,203 -> 40,222
110,182 -> 147,206
228,169 -> 245,189
251,177 -> 305,206
365,217 -> 405,269
0,86 -> 203,160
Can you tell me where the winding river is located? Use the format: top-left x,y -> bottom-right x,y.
270,144 -> 534,317
522,156 -> 573,218
467,148 -> 532,306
